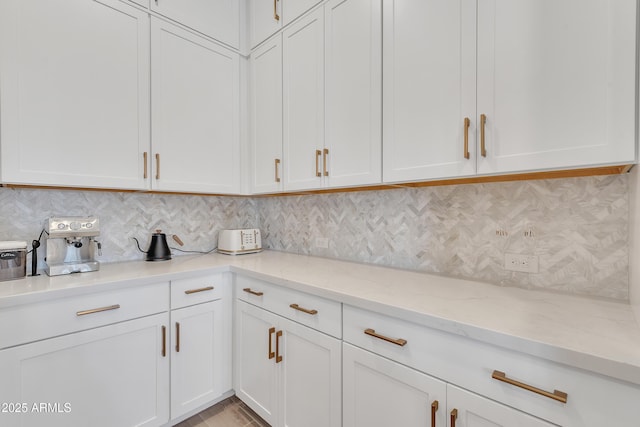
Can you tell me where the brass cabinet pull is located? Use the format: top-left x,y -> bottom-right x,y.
463,117 -> 470,159
480,113 -> 487,157
275,158 -> 281,183
273,0 -> 280,21
143,152 -> 148,179
184,286 -> 214,295
492,370 -> 568,403
431,400 -> 438,427
275,330 -> 283,363
76,304 -> 121,316
161,325 -> 167,357
323,148 -> 329,176
175,322 -> 180,353
289,303 -> 318,315
315,150 -> 322,177
268,327 -> 276,359
450,409 -> 458,427
155,153 -> 160,179
364,328 -> 407,346
243,287 -> 264,296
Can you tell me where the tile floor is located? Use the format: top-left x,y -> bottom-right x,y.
175,396 -> 270,427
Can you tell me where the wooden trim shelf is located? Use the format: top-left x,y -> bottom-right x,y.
1,164 -> 633,198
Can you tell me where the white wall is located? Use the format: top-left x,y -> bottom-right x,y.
630,166 -> 640,317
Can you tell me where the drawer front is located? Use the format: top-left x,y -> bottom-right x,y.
343,304 -> 640,426
0,282 -> 169,350
171,273 -> 228,309
235,275 -> 341,338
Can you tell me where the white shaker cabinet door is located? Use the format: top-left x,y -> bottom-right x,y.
150,0 -> 240,48
282,8 -> 325,191
0,0 -> 150,190
250,35 -> 284,194
0,313 -> 170,427
343,343 -> 446,427
383,0 -> 477,183
476,0 -> 637,174
151,18 -> 240,194
324,0 -> 382,188
447,385 -> 555,427
235,301 -> 280,426
170,300 -> 232,420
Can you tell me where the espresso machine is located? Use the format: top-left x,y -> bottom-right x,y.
43,217 -> 101,276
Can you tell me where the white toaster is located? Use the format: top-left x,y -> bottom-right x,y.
217,229 -> 262,255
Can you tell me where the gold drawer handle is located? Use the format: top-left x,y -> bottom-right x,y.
480,113 -> 487,157
463,117 -> 470,159
275,158 -> 281,183
431,400 -> 438,427
175,322 -> 181,352
289,303 -> 318,315
243,287 -> 264,296
364,328 -> 407,346
268,327 -> 276,359
492,370 -> 568,404
76,304 -> 121,316
275,330 -> 283,363
184,286 -> 214,294
161,325 -> 167,357
450,409 -> 458,427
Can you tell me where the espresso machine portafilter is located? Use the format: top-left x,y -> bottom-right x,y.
43,217 -> 101,276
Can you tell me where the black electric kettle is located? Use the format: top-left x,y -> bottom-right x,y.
145,230 -> 172,261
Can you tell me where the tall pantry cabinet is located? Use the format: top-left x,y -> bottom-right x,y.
383,0 -> 638,183
0,0 -> 241,194
250,0 -> 382,193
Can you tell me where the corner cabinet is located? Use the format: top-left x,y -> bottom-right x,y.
383,0 -> 638,184
151,18 -> 241,194
0,0 -> 150,190
234,276 -> 342,427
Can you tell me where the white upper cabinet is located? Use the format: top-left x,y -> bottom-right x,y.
249,0 -> 323,48
383,0 -> 476,183
0,0 -> 150,190
151,18 -> 240,194
383,0 -> 638,184
250,35 -> 284,194
282,8 -> 325,191
476,0 -> 637,174
150,0 -> 240,48
324,0 -> 382,188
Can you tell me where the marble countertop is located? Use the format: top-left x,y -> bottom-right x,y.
1,250 -> 639,386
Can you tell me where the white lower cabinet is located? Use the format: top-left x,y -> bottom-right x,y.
446,385 -> 554,427
170,300 -> 231,420
343,343 -> 446,427
0,313 -> 170,427
235,300 -> 341,427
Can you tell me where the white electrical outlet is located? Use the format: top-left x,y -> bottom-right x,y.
315,237 -> 329,249
504,253 -> 539,273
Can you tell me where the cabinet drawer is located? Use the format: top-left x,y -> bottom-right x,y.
171,273 -> 228,309
236,275 -> 341,338
0,282 -> 169,350
343,304 -> 640,426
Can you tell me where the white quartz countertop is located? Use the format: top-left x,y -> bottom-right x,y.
2,250 -> 640,386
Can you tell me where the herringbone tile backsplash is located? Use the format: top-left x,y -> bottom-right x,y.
0,174 -> 629,300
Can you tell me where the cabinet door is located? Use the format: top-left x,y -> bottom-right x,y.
382,0 -> 477,183
283,0 -> 323,26
235,300 -> 280,426
0,313 -> 169,427
150,0 -> 240,48
476,0 -> 637,174
251,35 -> 284,194
343,343 -> 446,427
0,0 -> 150,190
447,385 -> 555,427
249,0 -> 283,48
279,317 -> 341,427
170,300 -> 232,419
151,18 -> 240,194
324,0 -> 382,188
282,8 -> 325,191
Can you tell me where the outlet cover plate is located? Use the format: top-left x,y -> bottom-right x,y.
504,253 -> 539,273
